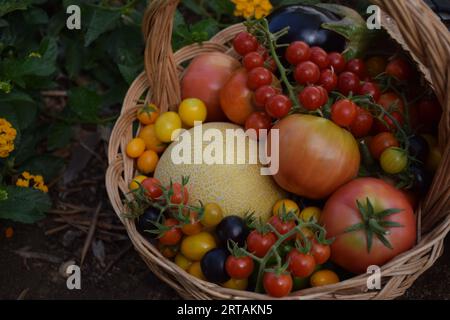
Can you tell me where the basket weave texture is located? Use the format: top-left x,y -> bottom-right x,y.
106,0 -> 450,299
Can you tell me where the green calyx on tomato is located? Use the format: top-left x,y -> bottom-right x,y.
345,198 -> 403,252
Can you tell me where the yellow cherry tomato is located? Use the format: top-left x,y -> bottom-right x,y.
181,232 -> 216,261
126,138 -> 146,158
310,270 -> 340,287
137,103 -> 159,125
155,112 -> 182,143
222,278 -> 248,291
175,253 -> 193,271
158,243 -> 178,258
178,98 -> 207,127
137,150 -> 159,174
426,145 -> 442,173
138,124 -> 167,153
366,56 -> 387,78
421,134 -> 438,148
380,147 -> 408,174
273,199 -> 300,216
297,227 -> 314,240
201,203 -> 224,227
129,175 -> 147,191
300,207 -> 321,222
188,262 -> 206,280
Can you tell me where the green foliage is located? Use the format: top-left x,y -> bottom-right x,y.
0,0 -> 239,224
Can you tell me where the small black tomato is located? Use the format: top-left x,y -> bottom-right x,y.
409,135 -> 430,163
410,165 -> 432,194
215,215 -> 249,247
136,206 -> 162,239
200,248 -> 230,284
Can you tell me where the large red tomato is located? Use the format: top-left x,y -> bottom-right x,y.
220,68 -> 257,125
182,52 -> 241,122
269,115 -> 360,199
321,178 -> 416,274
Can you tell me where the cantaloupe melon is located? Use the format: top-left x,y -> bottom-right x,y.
154,123 -> 285,221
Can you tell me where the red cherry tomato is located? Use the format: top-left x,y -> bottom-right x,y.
268,215 -> 296,239
328,52 -> 346,73
265,57 -> 277,73
263,271 -> 293,298
310,240 -> 331,265
317,86 -> 329,106
378,92 -> 405,113
254,85 -> 279,109
338,71 -> 360,96
299,86 -> 324,111
350,107 -> 373,138
247,230 -> 277,258
141,177 -> 163,200
170,182 -> 189,205
319,69 -> 338,92
369,132 -> 400,159
359,82 -> 381,101
417,97 -> 442,128
225,255 -> 254,279
247,67 -> 273,91
331,99 -> 357,127
233,32 -> 258,56
265,95 -> 292,118
346,59 -> 366,78
245,111 -> 272,138
285,41 -> 311,65
287,249 -> 316,278
257,44 -> 269,60
294,61 -> 320,85
159,218 -> 182,246
374,112 -> 404,133
243,52 -> 264,71
310,47 -> 330,69
386,58 -> 412,81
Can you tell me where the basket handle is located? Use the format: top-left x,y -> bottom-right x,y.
142,0 -> 181,113
373,0 -> 450,146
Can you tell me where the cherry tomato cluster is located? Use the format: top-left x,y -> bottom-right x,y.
233,32 -> 293,135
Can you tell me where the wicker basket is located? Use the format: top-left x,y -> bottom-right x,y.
106,0 -> 450,299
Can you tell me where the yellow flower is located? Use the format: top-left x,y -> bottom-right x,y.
0,118 -> 17,158
16,178 -> 30,188
231,0 -> 273,19
16,172 -> 49,193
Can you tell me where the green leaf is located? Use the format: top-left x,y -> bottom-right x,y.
67,87 -> 101,122
118,63 -> 141,84
181,0 -> 205,15
0,189 -> 7,201
23,6 -> 48,24
276,0 -> 321,6
191,19 -> 219,42
0,186 -> 50,224
18,154 -> 64,181
47,123 -> 73,150
64,39 -> 83,78
84,8 -> 121,47
0,0 -> 32,17
0,103 -> 37,130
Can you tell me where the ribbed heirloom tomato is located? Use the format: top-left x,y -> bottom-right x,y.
269,114 -> 360,199
220,68 -> 257,125
321,178 -> 416,274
